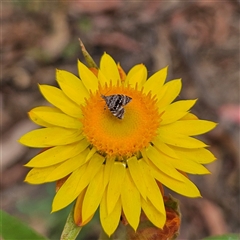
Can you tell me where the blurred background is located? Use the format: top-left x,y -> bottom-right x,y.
1,1 -> 240,239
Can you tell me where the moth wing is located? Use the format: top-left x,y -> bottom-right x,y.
122,96 -> 132,106
113,107 -> 125,119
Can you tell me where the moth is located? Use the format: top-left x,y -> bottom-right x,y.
101,94 -> 132,119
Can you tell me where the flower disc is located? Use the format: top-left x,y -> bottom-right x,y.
81,84 -> 160,157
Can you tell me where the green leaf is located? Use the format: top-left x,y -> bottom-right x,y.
0,210 -> 48,240
202,234 -> 240,240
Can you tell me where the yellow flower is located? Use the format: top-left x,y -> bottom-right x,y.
19,53 -> 216,236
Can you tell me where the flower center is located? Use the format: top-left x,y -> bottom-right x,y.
81,84 -> 161,158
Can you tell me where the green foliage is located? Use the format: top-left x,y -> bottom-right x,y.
202,234 -> 240,240
14,184 -> 99,240
0,210 -> 48,240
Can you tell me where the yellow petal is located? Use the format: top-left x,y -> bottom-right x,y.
52,163 -> 88,212
149,161 -> 201,197
19,127 -> 85,148
157,129 -> 207,148
152,137 -> 178,159
127,156 -> 147,200
56,69 -> 89,105
138,159 -> 165,214
167,99 -> 197,112
160,111 -> 189,125
25,140 -> 89,167
160,120 -> 217,136
107,162 -> 126,215
126,64 -> 147,90
75,153 -> 105,194
52,153 -> 105,212
143,66 -> 168,96
39,85 -> 82,118
154,83 -> 168,104
117,63 -> 126,81
82,166 -> 106,223
74,187 -> 87,226
141,197 -> 166,228
74,188 -> 95,226
24,164 -> 60,184
100,53 -> 120,85
172,157 -> 210,175
46,149 -> 90,181
121,169 -> 141,231
29,106 -> 61,127
181,112 -> 199,120
125,64 -> 146,83
157,79 -> 182,109
85,147 -> 97,162
32,110 -> 82,129
160,99 -> 197,125
172,146 -> 216,164
98,69 -> 109,86
144,146 -> 185,181
152,146 -> 210,175
103,157 -> 114,187
78,60 -> 99,93
100,189 -> 121,237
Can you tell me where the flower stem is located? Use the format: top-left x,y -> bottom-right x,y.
60,206 -> 82,240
